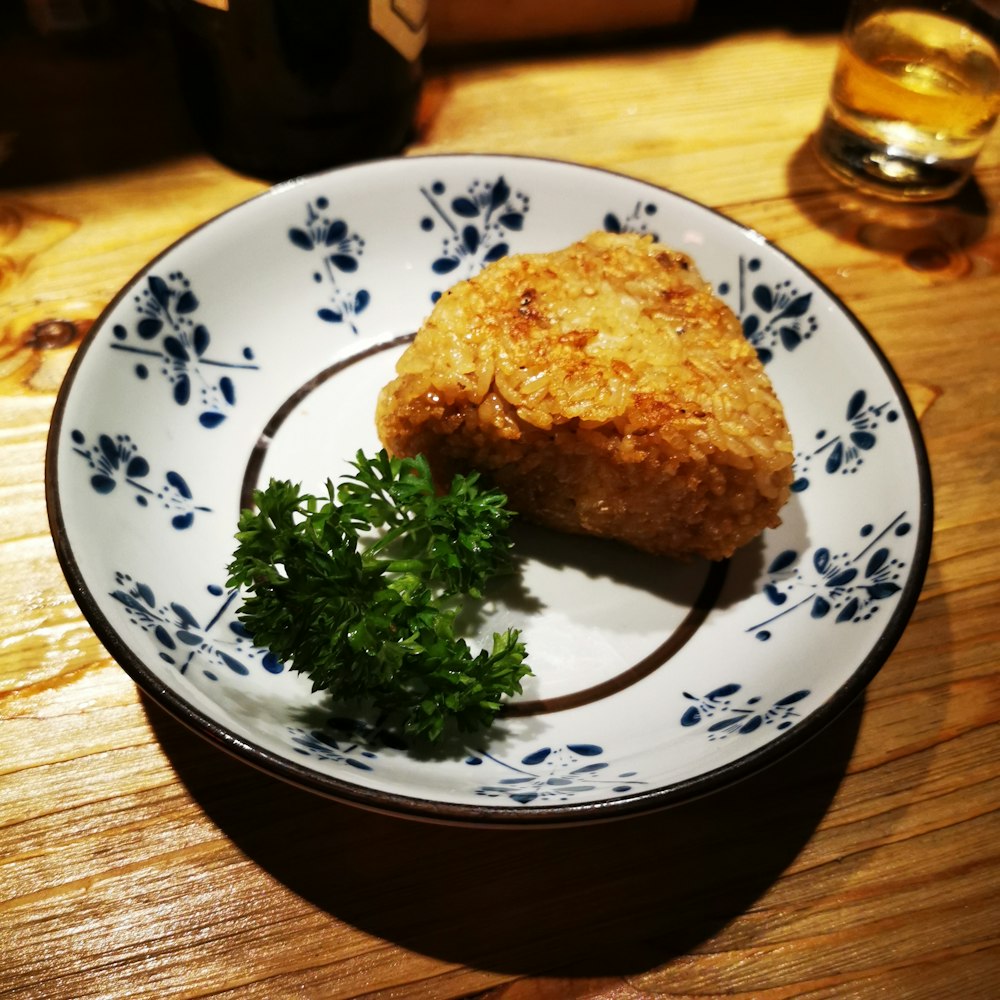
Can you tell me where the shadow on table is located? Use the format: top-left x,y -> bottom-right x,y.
145,691 -> 862,977
785,136 -> 994,271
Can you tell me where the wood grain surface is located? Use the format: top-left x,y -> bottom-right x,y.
2,6 -> 998,999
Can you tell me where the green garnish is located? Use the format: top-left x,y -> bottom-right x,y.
226,449 -> 530,742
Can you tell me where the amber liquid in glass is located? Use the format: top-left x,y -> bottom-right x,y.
818,9 -> 1000,198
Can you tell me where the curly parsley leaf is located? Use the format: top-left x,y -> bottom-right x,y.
226,450 -> 530,742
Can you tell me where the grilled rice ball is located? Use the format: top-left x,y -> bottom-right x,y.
376,231 -> 793,561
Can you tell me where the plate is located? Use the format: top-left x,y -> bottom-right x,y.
46,155 -> 932,826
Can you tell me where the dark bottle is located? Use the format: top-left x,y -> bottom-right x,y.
161,0 -> 426,180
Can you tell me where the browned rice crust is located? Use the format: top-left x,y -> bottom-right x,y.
376,231 -> 793,560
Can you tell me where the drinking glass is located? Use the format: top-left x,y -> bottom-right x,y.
814,0 -> 1000,200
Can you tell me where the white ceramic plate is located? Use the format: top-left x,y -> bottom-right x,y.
47,155 -> 932,826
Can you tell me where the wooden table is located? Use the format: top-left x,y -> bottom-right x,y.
2,9 -> 998,999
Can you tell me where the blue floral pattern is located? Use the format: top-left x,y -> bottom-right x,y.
110,574 -> 282,679
749,514 -> 911,639
792,389 -> 901,492
289,197 -> 370,334
466,744 -> 641,805
70,430 -> 210,529
110,272 -> 258,428
717,257 -> 819,364
680,684 -> 810,739
288,718 -> 407,772
602,200 -> 660,239
419,176 -> 528,298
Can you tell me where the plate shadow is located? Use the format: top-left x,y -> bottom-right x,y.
144,691 -> 862,976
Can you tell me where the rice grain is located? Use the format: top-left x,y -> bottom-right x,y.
376,231 -> 794,561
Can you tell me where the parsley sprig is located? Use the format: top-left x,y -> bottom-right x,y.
227,449 -> 531,742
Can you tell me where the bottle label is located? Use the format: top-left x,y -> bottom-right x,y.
370,0 -> 427,62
